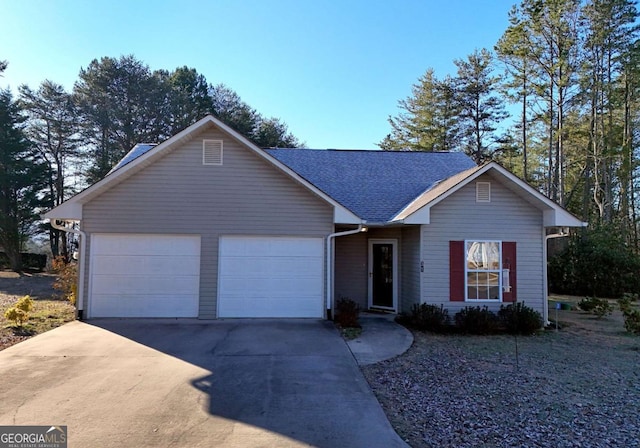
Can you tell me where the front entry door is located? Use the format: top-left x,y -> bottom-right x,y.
368,239 -> 398,311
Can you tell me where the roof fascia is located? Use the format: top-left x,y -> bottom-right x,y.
44,115 -> 362,224
43,201 -> 82,220
395,162 -> 587,227
43,116 -> 215,219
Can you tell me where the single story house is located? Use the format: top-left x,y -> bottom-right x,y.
45,115 -> 586,323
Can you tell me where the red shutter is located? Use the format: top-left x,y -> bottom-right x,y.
449,241 -> 465,301
502,242 -> 517,302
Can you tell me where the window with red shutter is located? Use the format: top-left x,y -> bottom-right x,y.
449,240 -> 517,302
449,241 -> 465,301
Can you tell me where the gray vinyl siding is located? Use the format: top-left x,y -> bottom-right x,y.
421,172 -> 544,315
400,226 -> 421,314
334,232 -> 368,309
334,228 -> 403,311
81,125 -> 333,318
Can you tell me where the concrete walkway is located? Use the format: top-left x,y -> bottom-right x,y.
346,313 -> 414,365
0,319 -> 408,448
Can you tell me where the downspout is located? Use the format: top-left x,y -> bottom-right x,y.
326,224 -> 367,319
50,219 -> 86,320
543,228 -> 568,325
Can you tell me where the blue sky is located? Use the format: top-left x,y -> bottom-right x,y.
1,0 -> 516,149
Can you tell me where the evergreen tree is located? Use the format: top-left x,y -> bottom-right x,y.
74,55 -> 169,182
379,69 -> 461,151
19,81 -> 81,259
454,48 -> 509,164
0,89 -> 47,271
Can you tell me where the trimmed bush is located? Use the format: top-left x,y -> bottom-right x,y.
335,298 -> 360,328
578,297 -> 613,318
409,303 -> 450,333
454,306 -> 499,335
498,302 -> 542,335
622,309 -> 640,334
619,299 -> 640,334
4,295 -> 33,327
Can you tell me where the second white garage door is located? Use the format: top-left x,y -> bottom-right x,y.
218,236 -> 324,318
89,234 -> 201,318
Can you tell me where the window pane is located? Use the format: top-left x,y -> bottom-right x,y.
477,272 -> 489,299
466,272 -> 477,299
467,242 -> 500,270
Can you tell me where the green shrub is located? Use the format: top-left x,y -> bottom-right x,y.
454,306 -> 499,335
4,307 -> 28,326
620,299 -> 640,334
578,297 -> 613,318
548,225 -> 640,297
497,302 -> 543,335
15,295 -> 33,313
622,308 -> 640,334
4,295 -> 33,327
335,298 -> 360,328
409,303 -> 450,333
619,296 -> 634,313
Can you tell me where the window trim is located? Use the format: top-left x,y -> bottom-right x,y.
464,240 -> 502,302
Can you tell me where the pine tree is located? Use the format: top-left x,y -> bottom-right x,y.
454,48 -> 509,164
0,89 -> 47,271
379,69 -> 461,151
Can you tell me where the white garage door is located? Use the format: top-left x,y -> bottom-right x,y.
89,234 -> 201,318
218,236 -> 324,318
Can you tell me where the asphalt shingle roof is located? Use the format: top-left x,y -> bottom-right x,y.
266,149 -> 477,222
109,141 -> 477,222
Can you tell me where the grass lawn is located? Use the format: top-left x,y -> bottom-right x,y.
0,271 -> 76,350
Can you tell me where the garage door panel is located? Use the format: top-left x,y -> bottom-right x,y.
219,296 -> 322,318
92,235 -> 200,256
92,255 -> 200,276
91,275 -> 199,295
92,294 -> 198,318
218,236 -> 324,318
90,234 -> 200,318
220,257 -> 322,279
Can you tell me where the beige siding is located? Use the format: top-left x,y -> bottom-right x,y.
400,226 -> 421,313
421,172 -> 544,315
334,228 -> 403,311
81,124 -> 333,318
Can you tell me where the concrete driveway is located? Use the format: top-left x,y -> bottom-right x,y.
0,319 -> 407,448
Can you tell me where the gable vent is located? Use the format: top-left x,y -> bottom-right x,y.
476,182 -> 491,202
203,139 -> 223,165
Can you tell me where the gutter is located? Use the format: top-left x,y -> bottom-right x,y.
326,223 -> 367,318
50,219 -> 86,320
543,228 -> 569,325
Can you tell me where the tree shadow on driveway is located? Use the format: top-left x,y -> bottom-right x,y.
90,318 -> 407,448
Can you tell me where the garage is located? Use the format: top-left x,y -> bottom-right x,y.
218,236 -> 324,318
89,234 -> 201,318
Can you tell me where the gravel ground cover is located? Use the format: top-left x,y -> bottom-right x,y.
363,307 -> 640,448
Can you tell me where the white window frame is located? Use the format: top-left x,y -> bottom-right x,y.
465,240 -> 502,302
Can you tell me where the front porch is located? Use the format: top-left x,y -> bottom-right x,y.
333,226 -> 421,315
